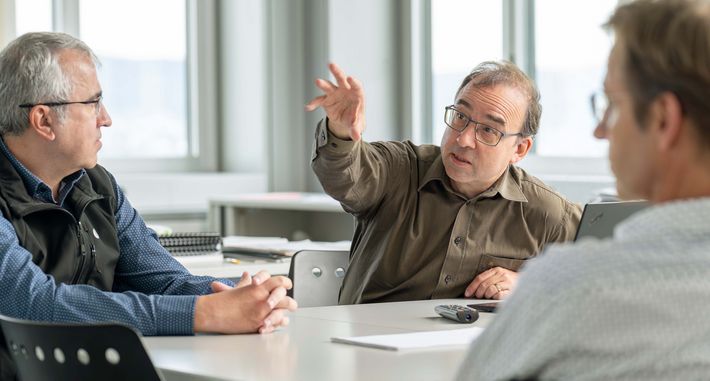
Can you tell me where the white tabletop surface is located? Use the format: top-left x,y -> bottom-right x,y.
143,299 -> 494,381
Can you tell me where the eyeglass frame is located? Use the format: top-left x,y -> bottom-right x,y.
444,105 -> 526,147
18,95 -> 104,115
589,90 -> 609,124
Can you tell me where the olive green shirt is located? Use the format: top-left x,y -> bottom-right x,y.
311,120 -> 582,304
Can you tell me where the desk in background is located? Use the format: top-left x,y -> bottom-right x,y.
208,192 -> 354,241
144,299 -> 493,381
175,255 -> 291,280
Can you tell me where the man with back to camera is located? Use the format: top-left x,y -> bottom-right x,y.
306,60 -> 581,304
456,0 -> 710,379
0,32 -> 297,378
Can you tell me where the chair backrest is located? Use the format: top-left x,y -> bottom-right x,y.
0,315 -> 162,381
288,250 -> 349,307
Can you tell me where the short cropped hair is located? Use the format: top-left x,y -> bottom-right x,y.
606,0 -> 710,146
455,61 -> 542,137
0,32 -> 99,135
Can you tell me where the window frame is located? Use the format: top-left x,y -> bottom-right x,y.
51,0 -> 219,172
421,0 -> 613,179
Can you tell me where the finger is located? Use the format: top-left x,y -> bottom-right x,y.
495,289 -> 511,300
347,76 -> 363,92
266,286 -> 288,309
235,272 -> 252,289
484,283 -> 501,299
211,281 -> 234,293
262,275 -> 294,291
263,308 -> 286,329
329,62 -> 350,89
252,271 -> 271,286
305,95 -> 327,111
474,276 -> 501,298
467,269 -> 496,297
274,296 -> 298,311
315,78 -> 337,93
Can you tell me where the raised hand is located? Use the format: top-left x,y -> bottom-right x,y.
305,63 -> 366,141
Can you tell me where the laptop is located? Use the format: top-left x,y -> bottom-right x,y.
574,200 -> 649,241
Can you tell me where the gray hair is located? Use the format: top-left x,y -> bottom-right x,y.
0,32 -> 100,135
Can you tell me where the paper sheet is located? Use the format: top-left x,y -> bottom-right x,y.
331,327 -> 484,351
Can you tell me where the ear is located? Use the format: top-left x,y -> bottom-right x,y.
651,92 -> 683,153
27,106 -> 57,141
509,136 -> 533,164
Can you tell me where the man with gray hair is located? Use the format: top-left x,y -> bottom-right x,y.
306,62 -> 581,304
457,0 -> 710,379
0,32 -> 296,377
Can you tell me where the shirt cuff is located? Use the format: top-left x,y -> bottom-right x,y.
155,295 -> 198,335
315,118 -> 356,155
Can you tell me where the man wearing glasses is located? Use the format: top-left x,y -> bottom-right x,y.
307,61 -> 581,304
457,0 -> 710,379
0,32 -> 296,376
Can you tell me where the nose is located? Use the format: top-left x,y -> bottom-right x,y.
97,103 -> 112,128
455,125 -> 478,148
593,121 -> 607,140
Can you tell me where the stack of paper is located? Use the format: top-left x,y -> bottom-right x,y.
222,236 -> 351,259
331,327 -> 484,351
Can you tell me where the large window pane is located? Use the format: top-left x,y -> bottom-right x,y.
15,0 -> 53,35
534,0 -> 616,157
431,0 -> 503,143
79,0 -> 188,159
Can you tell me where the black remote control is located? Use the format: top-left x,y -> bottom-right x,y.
435,304 -> 479,323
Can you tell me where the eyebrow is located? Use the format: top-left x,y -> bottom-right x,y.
455,99 -> 506,127
88,91 -> 102,100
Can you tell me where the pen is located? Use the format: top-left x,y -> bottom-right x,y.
225,258 -> 241,264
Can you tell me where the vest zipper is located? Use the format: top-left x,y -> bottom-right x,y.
70,222 -> 87,284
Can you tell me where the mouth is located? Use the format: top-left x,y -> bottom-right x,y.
450,153 -> 472,166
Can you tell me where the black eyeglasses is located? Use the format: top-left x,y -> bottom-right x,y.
18,96 -> 103,115
444,105 -> 524,146
589,91 -> 609,124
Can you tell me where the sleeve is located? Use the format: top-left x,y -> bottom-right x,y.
110,174 -> 234,296
455,251 -> 582,381
548,201 -> 583,243
310,118 -> 409,216
0,216 -> 195,336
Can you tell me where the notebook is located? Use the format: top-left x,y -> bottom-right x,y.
574,200 -> 649,241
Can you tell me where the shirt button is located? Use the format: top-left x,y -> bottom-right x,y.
454,236 -> 463,246
444,274 -> 453,284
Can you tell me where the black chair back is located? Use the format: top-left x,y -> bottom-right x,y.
0,315 -> 162,381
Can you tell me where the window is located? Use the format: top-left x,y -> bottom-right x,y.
430,0 -> 503,143
79,0 -> 189,160
429,0 -> 617,161
534,0 -> 616,157
10,0 -> 217,172
14,0 -> 52,35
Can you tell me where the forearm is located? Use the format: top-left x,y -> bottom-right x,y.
311,119 -> 393,214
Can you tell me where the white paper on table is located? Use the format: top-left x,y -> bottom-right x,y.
331,327 -> 484,351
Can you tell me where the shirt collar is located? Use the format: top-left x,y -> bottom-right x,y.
419,157 -> 528,203
616,197 -> 710,241
0,137 -> 85,205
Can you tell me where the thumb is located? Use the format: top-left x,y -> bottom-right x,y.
235,272 -> 252,289
210,281 -> 234,293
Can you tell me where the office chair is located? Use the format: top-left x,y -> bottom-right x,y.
288,250 -> 349,307
0,315 -> 163,381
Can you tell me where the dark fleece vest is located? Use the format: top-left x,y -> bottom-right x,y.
0,155 -> 122,380
0,156 -> 121,289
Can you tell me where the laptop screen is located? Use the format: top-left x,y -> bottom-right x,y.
574,201 -> 649,241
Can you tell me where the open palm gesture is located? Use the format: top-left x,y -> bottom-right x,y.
305,63 -> 366,141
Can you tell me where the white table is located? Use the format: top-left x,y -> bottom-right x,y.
144,299 -> 493,381
208,192 -> 354,241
